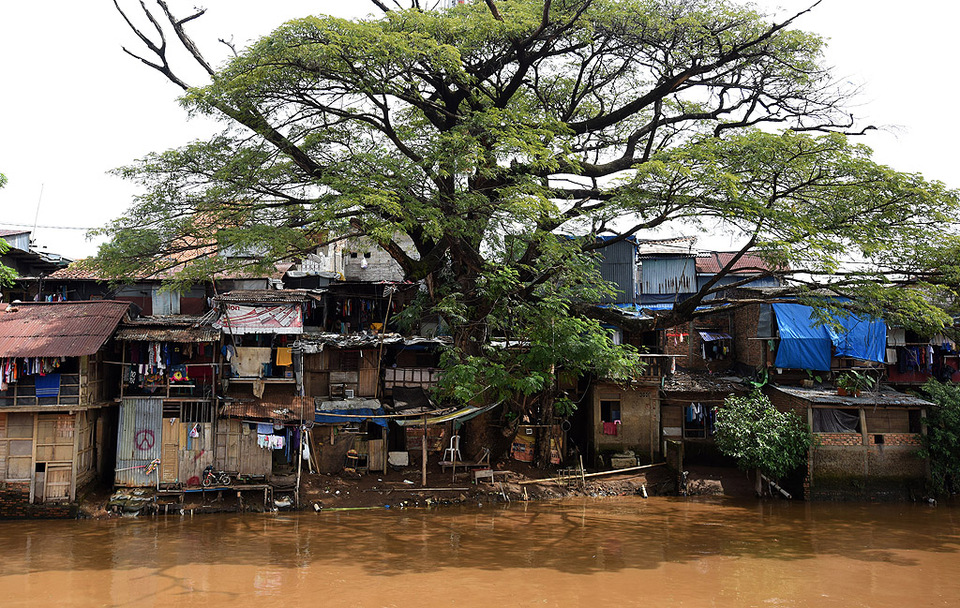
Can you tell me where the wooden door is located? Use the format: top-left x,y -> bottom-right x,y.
44,464 -> 72,501
160,418 -> 180,484
35,414 -> 75,502
215,419 -> 241,473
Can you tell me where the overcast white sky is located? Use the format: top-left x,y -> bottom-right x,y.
0,1 -> 956,259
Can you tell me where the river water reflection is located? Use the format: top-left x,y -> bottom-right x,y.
0,497 -> 958,607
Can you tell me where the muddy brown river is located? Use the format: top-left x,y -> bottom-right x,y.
1,497 -> 958,607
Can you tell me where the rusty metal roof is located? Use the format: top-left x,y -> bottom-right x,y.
220,386 -> 311,422
48,260 -> 295,281
116,315 -> 219,342
0,301 -> 131,357
115,327 -> 220,343
214,289 -> 325,304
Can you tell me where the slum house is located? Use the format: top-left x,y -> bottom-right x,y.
0,229 -> 72,304
583,353 -> 673,468
694,252 -> 783,299
660,370 -> 748,462
298,332 -> 447,474
0,300 -> 130,516
767,385 -> 929,500
732,299 -> 889,380
213,290 -> 322,482
657,253 -> 785,373
112,314 -> 222,488
298,332 -> 393,474
738,300 -> 928,498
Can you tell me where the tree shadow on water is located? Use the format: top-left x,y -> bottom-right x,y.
0,497 -> 958,583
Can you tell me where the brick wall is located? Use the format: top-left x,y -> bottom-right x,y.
662,325 -> 690,359
765,388 -> 808,417
868,433 -> 922,447
731,303 -> 764,369
817,433 -> 862,446
0,482 -> 76,519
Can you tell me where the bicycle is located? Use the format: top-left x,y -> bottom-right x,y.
201,465 -> 232,487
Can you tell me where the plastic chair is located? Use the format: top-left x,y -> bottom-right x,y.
443,434 -> 462,463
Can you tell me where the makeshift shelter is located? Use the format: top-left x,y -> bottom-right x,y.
0,301 -> 130,510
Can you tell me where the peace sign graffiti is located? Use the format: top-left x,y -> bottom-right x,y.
135,429 -> 155,451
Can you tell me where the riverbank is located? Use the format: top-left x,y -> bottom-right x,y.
85,462 -> 757,518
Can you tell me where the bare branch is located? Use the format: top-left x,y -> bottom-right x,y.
219,36 -> 239,58
156,0 -> 215,76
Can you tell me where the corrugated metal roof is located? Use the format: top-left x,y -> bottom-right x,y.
115,327 -> 220,343
214,289 -> 325,304
0,301 -> 130,357
772,385 -> 932,407
124,315 -> 208,326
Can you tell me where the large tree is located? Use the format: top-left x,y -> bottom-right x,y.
100,1 -> 958,422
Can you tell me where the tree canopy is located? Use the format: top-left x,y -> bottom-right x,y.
100,0 -> 959,410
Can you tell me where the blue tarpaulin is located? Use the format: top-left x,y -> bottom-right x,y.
772,303 -> 886,371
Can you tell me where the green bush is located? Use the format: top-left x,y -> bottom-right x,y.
714,391 -> 812,481
920,380 -> 960,495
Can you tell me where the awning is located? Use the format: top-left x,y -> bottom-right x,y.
698,331 -> 732,342
214,303 -> 303,335
395,401 -> 502,427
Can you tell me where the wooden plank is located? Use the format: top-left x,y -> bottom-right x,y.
358,369 -> 378,397
29,413 -> 38,504
367,439 -> 384,472
239,424 -> 272,476
71,412 -> 80,501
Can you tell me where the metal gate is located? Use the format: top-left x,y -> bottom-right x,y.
115,397 -> 162,487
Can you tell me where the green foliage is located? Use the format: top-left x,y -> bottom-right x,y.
835,370 -> 876,394
714,392 -> 812,481
920,380 -> 960,495
0,172 -> 18,288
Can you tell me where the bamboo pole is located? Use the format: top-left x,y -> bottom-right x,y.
421,414 -> 428,487
517,462 -> 666,485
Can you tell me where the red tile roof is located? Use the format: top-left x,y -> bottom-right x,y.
0,229 -> 30,238
0,301 -> 131,357
695,252 -> 784,275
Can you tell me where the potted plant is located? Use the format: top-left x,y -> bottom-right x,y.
835,370 -> 876,397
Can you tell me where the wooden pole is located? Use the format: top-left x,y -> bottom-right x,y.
421,414 -> 428,487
